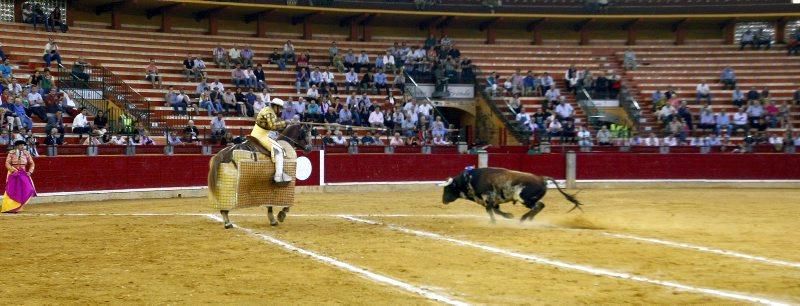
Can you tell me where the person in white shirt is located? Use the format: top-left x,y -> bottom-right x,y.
389,132 -> 404,146
382,51 -> 396,74
193,57 -> 207,79
596,126 -> 611,145
577,125 -> 592,146
323,68 -> 338,94
368,108 -> 385,128
516,111 -> 532,131
433,136 -> 451,146
768,134 -> 784,151
283,40 -> 295,62
111,134 -> 127,145
306,85 -> 320,102
663,135 -> 678,146
696,81 -> 712,104
644,133 -> 660,146
344,68 -> 359,93
732,108 -> 749,136
555,102 -> 574,120
658,104 -> 675,124
415,102 -> 433,122
210,79 -> 225,92
228,45 -> 241,68
547,120 -> 562,138
71,108 -> 91,139
332,130 -> 346,145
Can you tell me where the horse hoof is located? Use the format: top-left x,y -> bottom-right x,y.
224,223 -> 233,229
270,221 -> 279,226
277,211 -> 287,222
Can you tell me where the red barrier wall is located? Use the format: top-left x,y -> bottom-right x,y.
488,154 -> 567,179
576,153 -> 800,180
2,152 -> 798,194
0,150 -> 319,193
324,154 -> 478,183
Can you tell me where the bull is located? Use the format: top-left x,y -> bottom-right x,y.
438,167 -> 583,223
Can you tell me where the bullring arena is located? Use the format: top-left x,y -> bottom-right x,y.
3,188 -> 800,304
2,0 -> 800,304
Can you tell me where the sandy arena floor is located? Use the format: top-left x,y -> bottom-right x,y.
1,188 -> 799,304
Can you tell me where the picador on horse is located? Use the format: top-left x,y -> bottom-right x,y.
207,98 -> 310,229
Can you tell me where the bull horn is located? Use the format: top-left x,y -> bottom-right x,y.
437,178 -> 454,187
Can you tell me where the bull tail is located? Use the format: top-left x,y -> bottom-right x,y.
546,177 -> 583,213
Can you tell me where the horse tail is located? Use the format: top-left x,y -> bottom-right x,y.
207,153 -> 221,199
546,177 -> 583,213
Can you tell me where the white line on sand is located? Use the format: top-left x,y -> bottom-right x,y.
202,214 -> 470,306
339,215 -> 789,306
602,233 -> 800,269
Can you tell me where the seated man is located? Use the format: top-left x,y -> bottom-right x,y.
170,90 -> 190,116
720,67 -> 736,90
555,102 -> 574,122
739,29 -> 755,50
231,65 -> 247,88
695,80 -> 712,105
71,57 -> 90,83
374,69 -> 390,96
184,120 -> 200,143
145,59 -> 162,89
210,113 -> 227,143
182,55 -> 197,81
71,108 -> 91,140
212,44 -> 228,68
755,29 -> 772,50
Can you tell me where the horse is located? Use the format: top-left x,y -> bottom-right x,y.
208,124 -> 311,229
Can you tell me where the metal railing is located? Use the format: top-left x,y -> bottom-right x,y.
577,87 -> 604,129
618,85 -> 642,132
473,67 -> 532,144
402,71 -> 462,142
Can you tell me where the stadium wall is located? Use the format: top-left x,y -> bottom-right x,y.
5,152 -> 800,197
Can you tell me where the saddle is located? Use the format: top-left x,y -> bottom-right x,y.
208,140 -> 297,211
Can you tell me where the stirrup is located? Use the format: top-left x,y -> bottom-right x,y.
273,173 -> 292,183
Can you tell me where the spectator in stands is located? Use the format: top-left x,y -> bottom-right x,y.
295,67 -> 309,95
209,79 -> 224,92
592,126 -> 609,145
6,78 -> 21,96
540,72 -> 554,94
11,98 -> 32,131
732,86 -> 745,108
643,133 -> 659,146
199,91 -> 222,117
179,55 -> 195,82
657,103 -> 675,126
254,64 -> 268,91
555,101 -> 574,121
194,56 -> 207,79
594,72 -> 609,99
357,51 -> 371,73
166,131 -> 182,146
45,7 -> 64,33
344,68 -> 359,94
70,57 -> 90,84
71,108 -> 91,141
383,51 -> 396,74
309,67 -> 323,88
269,48 -> 285,71
0,42 -> 7,63
283,40 -> 296,63
322,67 -> 338,94
241,45 -> 254,68
761,87 -> 770,100
746,100 -> 764,127
732,107 -> 749,136
765,100 -> 780,128
145,59 -> 162,89
544,87 -> 560,110
306,85 -> 319,103
388,132 -> 403,146
577,125 -> 592,147
375,69 -> 389,96
755,29 -> 772,50
296,50 -> 310,72
510,70 -> 524,95
227,45 -> 242,68
740,29 -> 755,50
210,113 -> 227,142
789,29 -> 800,56
196,79 -> 210,95
45,127 -> 63,146
695,80 -> 711,105
0,59 -> 12,86
213,44 -> 227,68
720,67 -> 736,90
698,106 -> 716,134
746,86 -> 760,102
677,100 -> 693,131
546,118 -> 562,140
368,106 -> 385,128
663,134 -> 678,147
485,72 -> 499,96
243,67 -> 257,89
93,110 -> 108,130
768,133 -> 784,152
623,49 -> 637,70
515,109 -> 532,130
43,38 -> 62,68
231,65 -> 246,88
219,89 -> 236,116
360,69 -> 375,94
171,89 -> 190,116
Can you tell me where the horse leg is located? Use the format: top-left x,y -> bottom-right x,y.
267,206 -> 279,226
521,202 -> 546,222
277,206 -> 290,223
220,210 -> 233,229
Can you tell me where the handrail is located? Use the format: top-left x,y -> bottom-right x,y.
55,65 -> 122,133
618,85 -> 642,132
473,66 -> 532,144
402,71 -> 452,131
578,87 -> 603,129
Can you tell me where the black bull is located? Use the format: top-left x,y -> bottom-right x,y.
439,167 -> 583,223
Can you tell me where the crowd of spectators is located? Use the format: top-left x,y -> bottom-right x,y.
649,66 -> 797,148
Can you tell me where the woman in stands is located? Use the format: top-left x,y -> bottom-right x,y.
1,140 -> 36,213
